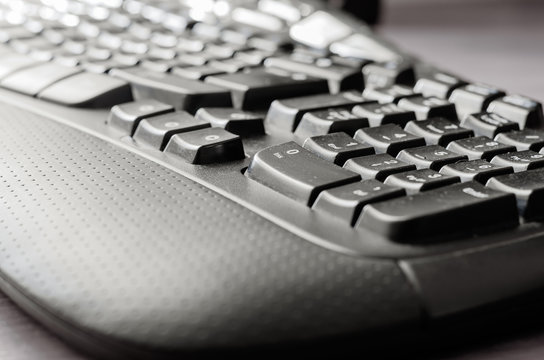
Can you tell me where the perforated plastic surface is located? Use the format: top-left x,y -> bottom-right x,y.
0,103 -> 420,355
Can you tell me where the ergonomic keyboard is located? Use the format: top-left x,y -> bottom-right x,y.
1,0 -> 544,358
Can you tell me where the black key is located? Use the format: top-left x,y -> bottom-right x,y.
494,129 -> 544,151
171,65 -> 225,80
449,83 -> 505,120
133,111 -> 210,150
404,118 -> 473,146
486,168 -> 544,220
354,124 -> 426,156
487,95 -> 544,129
246,142 -> 361,206
413,72 -> 467,99
111,68 -> 232,114
302,133 -> 375,165
266,91 -> 370,132
343,153 -> 416,181
397,96 -> 458,121
264,56 -> 364,93
164,127 -> 245,164
490,150 -> 544,172
359,181 -> 518,241
38,72 -> 133,108
294,108 -> 369,139
312,180 -> 405,226
384,168 -> 459,194
460,112 -> 519,138
108,99 -> 175,134
439,160 -> 513,183
352,102 -> 416,127
362,84 -> 420,104
205,67 -> 328,110
0,53 -> 42,79
194,108 -> 265,136
396,145 -> 468,170
362,59 -> 415,88
1,62 -> 81,96
447,136 -> 516,161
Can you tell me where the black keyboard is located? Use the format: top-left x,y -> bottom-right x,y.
1,0 -> 544,358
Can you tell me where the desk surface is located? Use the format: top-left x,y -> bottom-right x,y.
2,0 -> 544,358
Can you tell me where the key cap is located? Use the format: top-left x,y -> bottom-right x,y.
108,99 -> 175,135
289,11 -> 352,49
231,8 -> 285,32
396,145 -> 468,170
439,159 -> 513,183
384,168 -> 459,194
302,133 -> 374,165
354,124 -> 426,156
208,58 -> 250,73
486,168 -> 544,220
205,68 -> 328,110
352,102 -> 416,127
397,96 -> 458,121
164,127 -> 245,164
266,91 -> 370,131
449,83 -> 506,120
359,181 -> 518,241
194,108 -> 265,136
312,180 -> 405,226
413,72 -> 467,99
362,84 -> 420,104
494,129 -> 544,151
404,118 -> 473,146
133,111 -> 210,150
1,62 -> 81,96
247,142 -> 361,206
330,33 -> 400,62
264,56 -> 363,93
446,136 -> 516,161
171,65 -> 225,80
235,49 -> 274,65
362,59 -> 416,88
460,112 -> 519,138
490,150 -> 544,172
0,53 -> 42,80
343,153 -> 416,181
487,94 -> 544,129
38,72 -> 133,108
294,108 -> 369,139
110,68 -> 232,113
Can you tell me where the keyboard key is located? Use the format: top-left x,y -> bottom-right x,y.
108,99 -> 175,134
111,68 -> 232,113
490,150 -> 544,172
354,124 -> 426,156
396,145 -> 468,170
494,129 -> 544,151
208,58 -> 250,73
446,136 -> 516,161
352,102 -> 416,127
302,133 -> 374,165
487,95 -> 544,129
194,108 -> 265,136
362,59 -> 415,88
486,168 -> 544,220
384,168 -> 459,194
330,33 -> 400,62
312,180 -> 405,226
266,91 -> 369,131
449,83 -> 505,120
164,127 -> 245,164
404,118 -> 473,146
133,111 -> 210,150
413,72 -> 467,99
343,153 -> 416,181
439,160 -> 513,183
397,96 -> 458,121
0,53 -> 42,80
359,181 -> 518,241
171,65 -> 225,80
362,84 -> 420,104
289,11 -> 352,49
247,142 -> 361,206
294,108 -> 369,139
1,62 -> 81,96
460,112 -> 519,138
38,72 -> 133,107
205,68 -> 328,110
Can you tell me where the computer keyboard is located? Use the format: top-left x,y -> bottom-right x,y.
1,0 -> 544,358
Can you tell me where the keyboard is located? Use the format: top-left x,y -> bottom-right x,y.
1,0 -> 544,358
